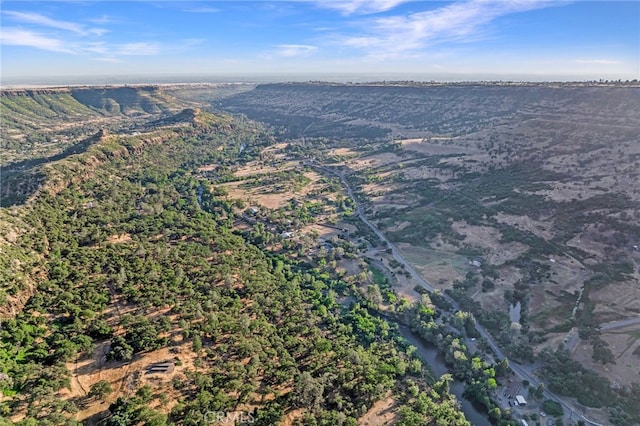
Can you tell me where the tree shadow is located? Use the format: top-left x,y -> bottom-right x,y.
1,132 -> 102,207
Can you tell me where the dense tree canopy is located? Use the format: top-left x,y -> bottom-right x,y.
0,112 -> 471,425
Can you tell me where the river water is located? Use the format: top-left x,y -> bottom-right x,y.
196,179 -> 490,424
398,326 -> 491,426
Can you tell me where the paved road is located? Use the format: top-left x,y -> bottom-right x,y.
311,162 -> 604,426
565,316 -> 640,353
601,316 -> 640,331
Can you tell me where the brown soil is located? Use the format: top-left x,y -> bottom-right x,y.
280,408 -> 305,426
105,234 -> 132,244
222,164 -> 324,210
348,152 -> 403,171
399,138 -> 480,155
573,324 -> 640,388
60,339 -> 199,422
396,242 -> 467,289
358,393 -> 398,425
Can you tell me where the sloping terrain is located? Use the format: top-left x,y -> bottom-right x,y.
219,82 -> 639,140
0,108 -> 469,425
218,82 -> 640,423
3,81 -> 639,425
0,86 -> 185,165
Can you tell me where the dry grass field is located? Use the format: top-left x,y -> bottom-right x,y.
286,89 -> 639,387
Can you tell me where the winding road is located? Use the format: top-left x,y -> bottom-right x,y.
311,161 -> 605,426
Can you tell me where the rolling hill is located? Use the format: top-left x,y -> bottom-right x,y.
0,86 -> 186,165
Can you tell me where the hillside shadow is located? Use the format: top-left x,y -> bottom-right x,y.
1,132 -> 102,207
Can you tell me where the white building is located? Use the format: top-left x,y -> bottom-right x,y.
515,395 -> 527,406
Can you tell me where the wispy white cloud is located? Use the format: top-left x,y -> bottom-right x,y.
88,15 -> 117,25
1,28 -> 160,59
82,42 -> 109,55
319,0 -> 410,15
336,0 -> 558,58
2,8 -> 206,60
3,10 -> 107,36
0,28 -> 72,53
274,44 -> 318,57
3,11 -> 84,33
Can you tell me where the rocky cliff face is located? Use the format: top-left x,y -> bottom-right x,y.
219,82 -> 640,139
0,85 -> 185,164
69,86 -> 174,114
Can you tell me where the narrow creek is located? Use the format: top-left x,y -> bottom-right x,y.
398,326 -> 491,426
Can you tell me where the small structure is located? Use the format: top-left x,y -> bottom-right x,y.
147,362 -> 174,374
469,258 -> 482,268
520,420 -> 528,426
515,395 -> 527,406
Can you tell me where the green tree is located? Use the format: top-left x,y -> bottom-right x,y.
192,334 -> 203,352
88,380 -> 113,401
293,372 -> 324,410
107,336 -> 134,361
541,399 -> 563,417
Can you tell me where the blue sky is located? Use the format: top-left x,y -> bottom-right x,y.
1,1 -> 638,83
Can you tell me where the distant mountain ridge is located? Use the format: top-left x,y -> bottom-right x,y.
219,82 -> 640,139
0,85 -> 186,164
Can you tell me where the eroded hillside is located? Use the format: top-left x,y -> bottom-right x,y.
0,107 -> 470,425
217,82 -> 640,424
0,86 -> 186,165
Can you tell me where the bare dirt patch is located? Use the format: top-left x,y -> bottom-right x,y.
573,324 -> 640,388
358,393 -> 398,425
494,212 -> 555,241
399,165 -> 450,182
224,181 -> 293,209
337,258 -> 362,277
397,242 -> 468,289
450,221 -> 529,266
591,278 -> 640,323
222,164 -> 325,210
233,161 -> 298,178
60,340 -> 199,422
302,223 -> 343,239
349,152 -> 403,171
280,408 -> 305,426
399,138 -> 480,156
332,147 -> 359,156
105,233 -> 132,244
364,249 -> 421,303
